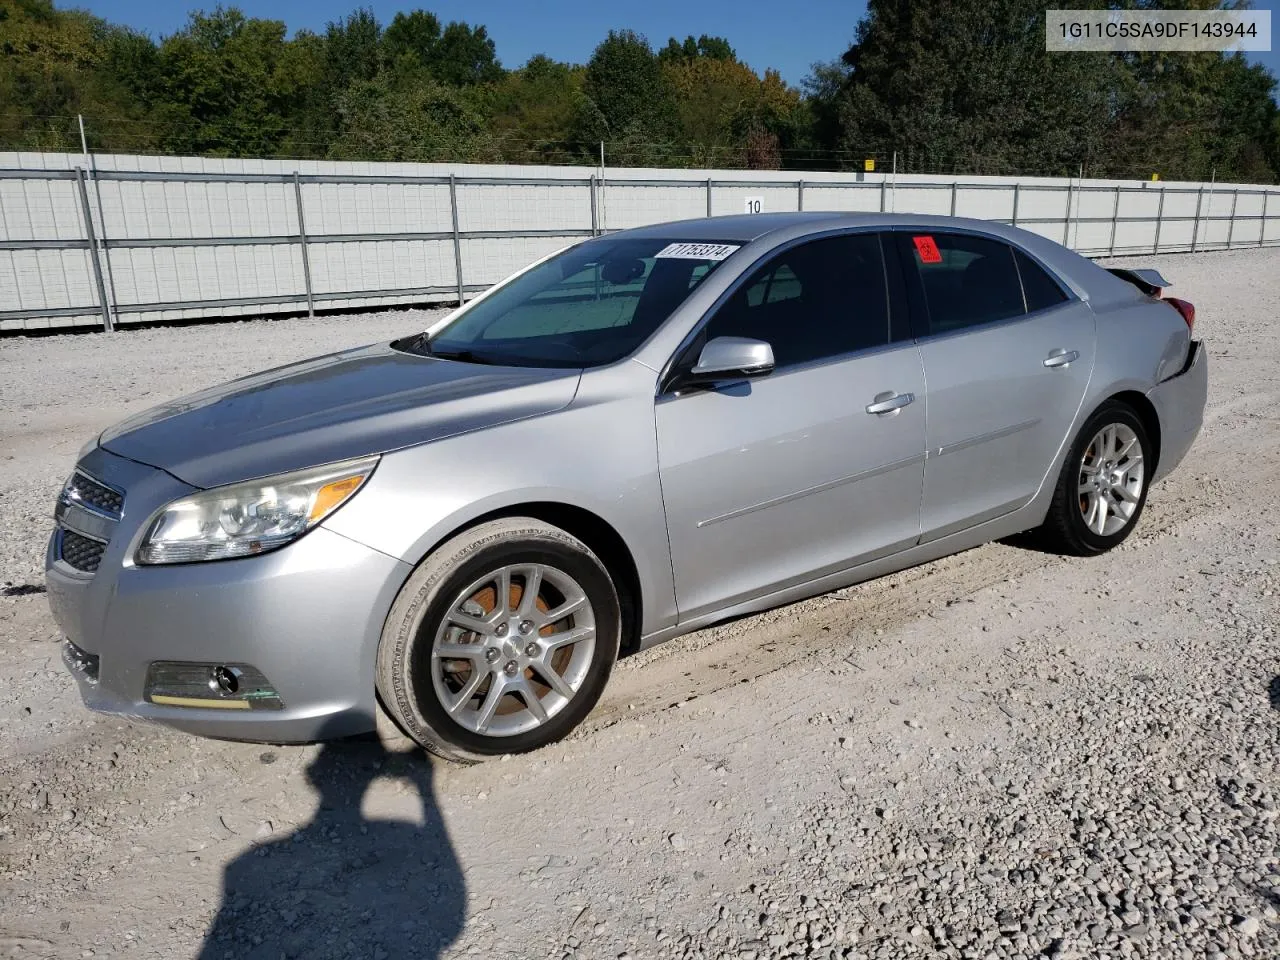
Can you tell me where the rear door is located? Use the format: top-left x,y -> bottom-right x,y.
894,231 -> 1096,542
655,232 -> 926,620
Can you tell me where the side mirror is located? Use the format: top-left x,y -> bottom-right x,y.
682,336 -> 775,387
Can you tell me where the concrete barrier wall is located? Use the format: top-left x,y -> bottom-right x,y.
1,151 -> 1277,332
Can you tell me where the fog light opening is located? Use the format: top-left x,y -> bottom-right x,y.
146,661 -> 285,711
210,665 -> 240,696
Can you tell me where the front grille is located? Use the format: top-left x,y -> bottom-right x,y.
60,530 -> 107,573
54,466 -> 124,577
67,472 -> 124,517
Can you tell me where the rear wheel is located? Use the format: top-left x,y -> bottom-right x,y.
376,518 -> 621,763
1038,402 -> 1152,556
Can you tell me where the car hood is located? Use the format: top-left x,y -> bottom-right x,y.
100,342 -> 581,488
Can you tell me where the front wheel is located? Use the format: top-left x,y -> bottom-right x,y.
1037,402 -> 1152,556
376,518 -> 621,763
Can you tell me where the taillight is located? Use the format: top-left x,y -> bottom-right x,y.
1163,297 -> 1195,332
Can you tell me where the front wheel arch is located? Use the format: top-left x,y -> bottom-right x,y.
376,516 -> 623,762
400,502 -> 643,658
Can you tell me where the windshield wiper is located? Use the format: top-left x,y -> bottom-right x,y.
422,346 -> 502,365
393,334 -> 501,365
392,332 -> 430,354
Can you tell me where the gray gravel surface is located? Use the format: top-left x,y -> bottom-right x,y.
0,249 -> 1277,959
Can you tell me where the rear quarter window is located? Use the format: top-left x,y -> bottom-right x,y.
1015,249 -> 1070,313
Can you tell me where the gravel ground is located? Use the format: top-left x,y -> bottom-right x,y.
0,249 -> 1277,960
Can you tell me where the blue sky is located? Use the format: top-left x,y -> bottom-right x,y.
65,0 -> 1279,91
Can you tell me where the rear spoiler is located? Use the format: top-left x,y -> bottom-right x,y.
1107,267 -> 1172,297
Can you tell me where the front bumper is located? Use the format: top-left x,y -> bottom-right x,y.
45,446 -> 410,743
1147,339 -> 1208,483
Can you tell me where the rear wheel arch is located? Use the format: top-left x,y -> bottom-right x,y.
1036,398 -> 1153,555
1100,390 -> 1161,476
1043,390 -> 1160,494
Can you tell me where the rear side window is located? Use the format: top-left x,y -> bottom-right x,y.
905,233 -> 1025,335
703,233 -> 890,369
1015,249 -> 1069,313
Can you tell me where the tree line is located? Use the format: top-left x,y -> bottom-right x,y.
2,0 -> 1277,181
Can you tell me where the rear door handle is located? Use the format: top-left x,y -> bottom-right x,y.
865,391 -> 915,416
1043,349 -> 1080,368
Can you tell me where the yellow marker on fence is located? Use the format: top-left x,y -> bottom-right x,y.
864,159 -> 875,172
1151,173 -> 1160,181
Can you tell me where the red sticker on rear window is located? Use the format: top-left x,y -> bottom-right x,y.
913,235 -> 942,263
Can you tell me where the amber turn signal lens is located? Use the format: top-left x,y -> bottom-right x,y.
309,475 -> 366,523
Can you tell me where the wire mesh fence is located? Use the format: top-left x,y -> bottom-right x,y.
1,151 -> 1277,332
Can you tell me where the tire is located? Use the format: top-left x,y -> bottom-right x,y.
1038,401 -> 1152,556
376,518 -> 621,763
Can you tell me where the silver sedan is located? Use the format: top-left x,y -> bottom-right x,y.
47,213 -> 1207,761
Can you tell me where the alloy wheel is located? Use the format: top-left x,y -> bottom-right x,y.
429,563 -> 596,737
1077,422 -> 1145,537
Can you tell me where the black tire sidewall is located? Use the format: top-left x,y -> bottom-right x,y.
387,530 -> 620,757
1062,404 -> 1152,553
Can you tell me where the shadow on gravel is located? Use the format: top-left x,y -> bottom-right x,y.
1269,676 -> 1280,711
997,531 -> 1060,555
198,719 -> 464,960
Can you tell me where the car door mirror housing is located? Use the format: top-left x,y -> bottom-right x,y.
681,337 -> 775,387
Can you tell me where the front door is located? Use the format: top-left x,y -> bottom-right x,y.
656,233 -> 926,620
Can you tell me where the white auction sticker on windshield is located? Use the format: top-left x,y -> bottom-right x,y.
654,242 -> 740,261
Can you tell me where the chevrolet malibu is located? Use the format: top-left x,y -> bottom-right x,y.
47,213 -> 1207,762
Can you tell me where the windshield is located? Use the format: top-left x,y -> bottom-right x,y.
402,236 -> 741,368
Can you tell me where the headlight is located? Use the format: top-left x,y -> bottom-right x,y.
136,456 -> 378,565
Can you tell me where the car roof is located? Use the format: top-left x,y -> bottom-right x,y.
615,211 -> 1050,243
617,212 -> 847,242
614,212 -> 1111,303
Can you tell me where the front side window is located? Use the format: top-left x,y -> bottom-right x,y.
905,233 -> 1026,335
700,233 -> 891,369
404,236 -> 738,367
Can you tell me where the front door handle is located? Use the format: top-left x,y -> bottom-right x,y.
865,391 -> 915,416
1043,349 -> 1080,368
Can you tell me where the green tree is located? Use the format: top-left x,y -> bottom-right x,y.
273,28 -> 330,158
1110,46 -> 1278,181
828,0 -> 1118,174
1210,56 -> 1278,181
381,11 -> 501,86
382,9 -> 441,72
329,74 -> 496,161
798,60 -> 848,168
3,0 -> 1276,178
324,7 -> 382,91
153,7 -> 297,156
431,20 -> 503,86
0,0 -> 158,150
578,29 -> 679,165
657,34 -> 736,64
818,0 -> 1278,180
735,69 -> 807,169
1269,112 -> 1280,186
482,54 -> 585,162
663,56 -> 803,168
